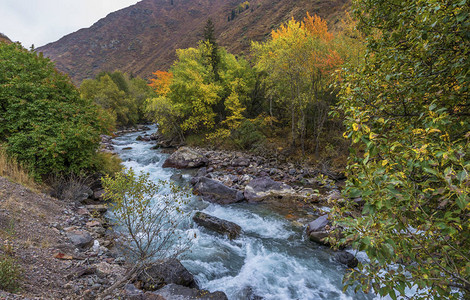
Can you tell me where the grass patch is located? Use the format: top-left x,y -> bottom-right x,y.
0,146 -> 37,190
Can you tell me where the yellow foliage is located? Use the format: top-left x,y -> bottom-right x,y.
222,92 -> 246,130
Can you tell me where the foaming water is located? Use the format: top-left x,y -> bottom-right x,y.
113,126 -> 377,300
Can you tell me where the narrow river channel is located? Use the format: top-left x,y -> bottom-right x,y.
112,126 -> 379,300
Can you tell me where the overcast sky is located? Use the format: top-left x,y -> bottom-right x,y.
0,0 -> 140,48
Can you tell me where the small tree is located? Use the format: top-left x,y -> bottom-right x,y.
101,169 -> 192,294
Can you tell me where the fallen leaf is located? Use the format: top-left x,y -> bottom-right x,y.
54,252 -> 73,260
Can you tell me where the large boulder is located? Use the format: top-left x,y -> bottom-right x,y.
193,212 -> 242,240
66,230 -> 93,249
135,259 -> 198,291
334,251 -> 359,268
306,214 -> 330,246
193,177 -> 244,205
151,284 -> 228,300
162,147 -> 208,169
244,176 -> 295,203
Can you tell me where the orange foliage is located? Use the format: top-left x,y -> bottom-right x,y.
271,13 -> 334,43
313,50 -> 343,76
149,70 -> 173,96
270,13 -> 341,76
302,13 -> 333,42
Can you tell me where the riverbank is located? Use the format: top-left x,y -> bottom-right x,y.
0,126 -> 365,299
0,175 -> 129,299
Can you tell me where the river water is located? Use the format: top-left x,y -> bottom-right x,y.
112,126 -> 380,300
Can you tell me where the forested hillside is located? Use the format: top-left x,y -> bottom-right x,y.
37,0 -> 349,83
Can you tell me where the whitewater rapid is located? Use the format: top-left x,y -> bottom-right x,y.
112,126 -> 384,300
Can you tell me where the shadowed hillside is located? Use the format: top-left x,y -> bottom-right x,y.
37,0 -> 349,84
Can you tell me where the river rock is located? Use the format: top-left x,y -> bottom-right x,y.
135,259 -> 198,291
196,167 -> 207,177
193,212 -> 242,240
151,284 -> 228,300
334,251 -> 359,268
244,176 -> 295,203
67,230 -> 93,249
86,204 -> 108,214
124,284 -> 145,300
170,173 -> 184,182
137,135 -> 152,142
231,157 -> 250,167
306,214 -> 330,246
92,189 -> 105,201
162,147 -> 208,169
193,177 -> 244,204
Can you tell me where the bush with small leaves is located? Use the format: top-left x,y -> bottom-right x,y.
0,254 -> 22,292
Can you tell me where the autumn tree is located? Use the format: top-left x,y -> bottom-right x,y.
332,0 -> 470,299
149,70 -> 173,96
146,42 -> 255,143
252,13 -> 343,154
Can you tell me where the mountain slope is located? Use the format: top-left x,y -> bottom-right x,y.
0,32 -> 12,43
38,0 -> 349,84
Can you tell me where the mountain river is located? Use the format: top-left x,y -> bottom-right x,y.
112,126 -> 384,300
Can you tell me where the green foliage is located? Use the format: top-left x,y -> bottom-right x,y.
0,254 -> 22,292
98,70 -> 130,94
92,152 -> 123,176
203,18 -> 220,80
230,119 -> 265,150
80,71 -> 153,127
332,0 -> 470,299
147,42 -> 255,142
102,169 -> 192,263
0,43 -> 107,178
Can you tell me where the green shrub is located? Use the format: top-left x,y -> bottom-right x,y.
0,254 -> 22,292
231,119 -> 265,150
102,169 -> 191,262
0,43 -> 108,178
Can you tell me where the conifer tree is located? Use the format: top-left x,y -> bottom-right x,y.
203,18 -> 220,81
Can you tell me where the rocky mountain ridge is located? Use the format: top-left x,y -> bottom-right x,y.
37,0 -> 349,84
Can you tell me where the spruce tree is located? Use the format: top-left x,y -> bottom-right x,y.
203,18 -> 220,81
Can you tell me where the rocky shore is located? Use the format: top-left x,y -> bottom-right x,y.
157,142 -> 360,270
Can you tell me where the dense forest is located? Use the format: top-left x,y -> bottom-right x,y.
0,0 -> 468,299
